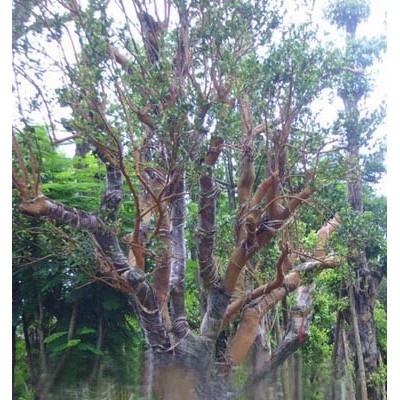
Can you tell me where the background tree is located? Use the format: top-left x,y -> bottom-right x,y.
12,0 -> 386,399
325,1 -> 386,398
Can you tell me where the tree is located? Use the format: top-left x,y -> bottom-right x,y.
325,1 -> 386,398
12,0 -> 386,399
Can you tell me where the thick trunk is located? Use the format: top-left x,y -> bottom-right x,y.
197,138 -> 231,341
127,272 -> 171,351
153,209 -> 172,328
248,322 -> 272,400
140,348 -> 154,398
340,39 -> 383,392
196,166 -> 220,289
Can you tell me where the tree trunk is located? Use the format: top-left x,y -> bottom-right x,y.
343,82 -> 382,398
248,323 -> 272,400
22,315 -> 36,386
274,308 -> 290,400
38,301 -> 79,400
349,284 -> 368,400
89,316 -> 104,384
140,347 -> 154,398
346,147 -> 382,399
294,353 -> 302,400
36,290 -> 47,375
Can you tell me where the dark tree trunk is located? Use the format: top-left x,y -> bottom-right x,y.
22,315 -> 36,386
89,316 -> 104,384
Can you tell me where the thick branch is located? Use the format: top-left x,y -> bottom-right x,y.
222,247 -> 288,329
237,142 -> 256,207
153,209 -> 171,327
226,215 -> 341,365
223,181 -> 311,295
196,137 -> 223,289
126,270 -> 171,351
227,272 -> 301,365
246,285 -> 314,388
19,195 -> 99,228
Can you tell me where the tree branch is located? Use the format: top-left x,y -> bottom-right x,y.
196,137 -> 224,289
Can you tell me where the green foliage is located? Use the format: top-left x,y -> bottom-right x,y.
367,364 -> 387,390
373,300 -> 387,358
325,0 -> 371,33
12,128 -> 144,395
43,331 -> 69,344
13,332 -> 35,400
338,201 -> 386,274
185,260 -> 202,330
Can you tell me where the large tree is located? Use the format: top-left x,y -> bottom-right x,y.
325,1 -> 386,399
12,0 -> 386,399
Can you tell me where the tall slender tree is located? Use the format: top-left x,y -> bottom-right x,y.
325,1 -> 386,399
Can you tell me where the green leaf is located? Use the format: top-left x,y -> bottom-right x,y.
77,343 -> 106,356
44,331 -> 68,344
66,339 -> 81,348
76,327 -> 96,335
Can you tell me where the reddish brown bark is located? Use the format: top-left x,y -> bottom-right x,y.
226,215 -> 341,366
